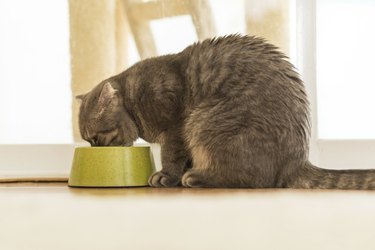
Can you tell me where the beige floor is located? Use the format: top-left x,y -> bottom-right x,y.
1,183 -> 375,250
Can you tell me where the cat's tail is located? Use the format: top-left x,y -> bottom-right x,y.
285,161 -> 375,190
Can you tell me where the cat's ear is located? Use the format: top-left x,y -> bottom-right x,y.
76,94 -> 85,102
99,82 -> 118,105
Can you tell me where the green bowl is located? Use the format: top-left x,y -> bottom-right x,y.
68,146 -> 155,187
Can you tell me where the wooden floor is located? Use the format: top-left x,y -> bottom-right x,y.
1,183 -> 375,250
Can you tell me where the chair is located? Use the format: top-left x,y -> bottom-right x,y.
123,0 -> 216,59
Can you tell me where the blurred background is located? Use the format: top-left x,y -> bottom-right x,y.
0,0 -> 374,172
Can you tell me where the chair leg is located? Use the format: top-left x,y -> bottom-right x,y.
123,0 -> 158,59
189,0 -> 216,40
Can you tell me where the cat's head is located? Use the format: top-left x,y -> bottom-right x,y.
77,81 -> 138,146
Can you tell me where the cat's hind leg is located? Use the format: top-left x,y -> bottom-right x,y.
182,100 -> 278,188
181,141 -> 259,188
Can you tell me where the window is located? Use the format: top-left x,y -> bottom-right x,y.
0,0 -> 71,144
0,0 -> 73,178
316,0 -> 375,139
298,0 -> 375,169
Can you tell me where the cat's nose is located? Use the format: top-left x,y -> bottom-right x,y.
91,136 -> 99,146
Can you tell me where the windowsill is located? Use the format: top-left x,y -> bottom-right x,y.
0,143 -> 161,182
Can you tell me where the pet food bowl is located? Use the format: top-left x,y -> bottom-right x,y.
68,146 -> 155,187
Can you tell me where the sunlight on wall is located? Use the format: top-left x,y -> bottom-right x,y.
0,0 -> 72,144
317,0 -> 375,139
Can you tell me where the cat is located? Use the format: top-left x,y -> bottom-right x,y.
77,34 -> 375,189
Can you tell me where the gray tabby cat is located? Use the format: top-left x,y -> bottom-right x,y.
77,35 -> 375,189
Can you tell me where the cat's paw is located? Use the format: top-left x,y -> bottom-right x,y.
148,171 -> 180,187
182,171 -> 206,188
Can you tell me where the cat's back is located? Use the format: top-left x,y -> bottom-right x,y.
182,35 -> 310,146
183,34 -> 301,102
186,34 -> 281,64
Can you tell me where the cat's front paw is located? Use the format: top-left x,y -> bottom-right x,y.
182,171 -> 206,188
148,171 -> 180,187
